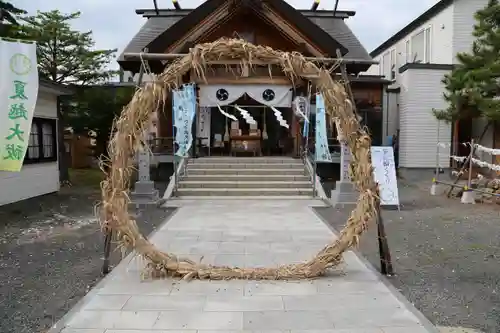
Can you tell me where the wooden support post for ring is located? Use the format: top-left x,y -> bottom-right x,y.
102,225 -> 113,275
336,49 -> 394,276
376,206 -> 394,276
102,51 -> 147,276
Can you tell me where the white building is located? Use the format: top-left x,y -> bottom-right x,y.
0,79 -> 73,206
365,0 -> 498,172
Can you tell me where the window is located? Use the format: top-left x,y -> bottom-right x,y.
410,27 -> 431,63
27,123 -> 40,159
411,30 -> 425,62
24,117 -> 57,164
424,27 -> 431,62
382,52 -> 391,78
390,49 -> 396,80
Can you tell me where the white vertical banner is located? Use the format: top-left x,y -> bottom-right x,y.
371,146 -> 400,207
0,40 -> 39,172
173,84 -> 196,157
315,94 -> 332,162
197,106 -> 211,146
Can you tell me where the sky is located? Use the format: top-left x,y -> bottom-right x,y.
14,0 -> 441,70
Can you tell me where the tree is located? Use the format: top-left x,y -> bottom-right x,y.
434,0 -> 500,131
0,1 -> 26,36
66,86 -> 135,163
16,10 -> 117,182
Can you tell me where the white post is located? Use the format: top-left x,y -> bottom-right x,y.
138,141 -> 150,182
340,142 -> 351,182
131,132 -> 160,204
461,139 -> 475,204
431,122 -> 440,195
331,130 -> 357,207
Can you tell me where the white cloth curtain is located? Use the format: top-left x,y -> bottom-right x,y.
199,84 -> 292,107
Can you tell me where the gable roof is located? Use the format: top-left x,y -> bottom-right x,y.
40,78 -> 74,95
370,0 -> 453,58
118,6 -> 371,72
306,12 -> 370,60
144,0 -> 347,57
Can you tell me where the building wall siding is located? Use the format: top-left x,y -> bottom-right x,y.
398,68 -> 452,168
364,0 -> 494,170
367,0 -> 491,73
452,0 -> 488,61
0,91 -> 60,206
365,3 -> 455,77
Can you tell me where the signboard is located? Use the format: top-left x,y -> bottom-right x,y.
371,146 -> 400,207
197,106 -> 211,146
314,94 -> 332,162
0,40 -> 39,171
173,84 -> 196,157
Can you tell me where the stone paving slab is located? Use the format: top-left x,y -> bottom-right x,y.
52,200 -> 438,333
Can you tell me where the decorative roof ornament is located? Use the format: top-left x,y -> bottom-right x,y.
216,88 -> 229,101
229,0 -> 263,10
262,89 -> 275,101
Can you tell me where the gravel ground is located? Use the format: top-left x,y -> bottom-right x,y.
0,173 -> 173,333
316,180 -> 500,333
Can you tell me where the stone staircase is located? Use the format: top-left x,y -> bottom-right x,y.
175,157 -> 314,198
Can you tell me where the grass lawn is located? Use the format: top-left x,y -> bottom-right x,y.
68,168 -> 105,189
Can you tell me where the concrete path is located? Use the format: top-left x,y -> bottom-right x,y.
51,199 -> 438,333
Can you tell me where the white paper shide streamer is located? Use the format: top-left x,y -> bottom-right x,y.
474,143 -> 500,155
217,105 -> 237,121
234,105 -> 256,125
451,155 -> 500,171
450,155 -> 467,163
471,158 -> 500,171
437,142 -> 470,148
436,142 -> 451,149
270,106 -> 289,129
292,96 -> 309,123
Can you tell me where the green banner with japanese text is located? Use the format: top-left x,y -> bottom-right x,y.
0,39 -> 38,172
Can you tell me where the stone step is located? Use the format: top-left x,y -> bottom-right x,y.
187,163 -> 304,170
176,188 -> 313,196
190,157 -> 300,164
187,168 -> 307,175
169,196 -> 320,201
183,174 -> 311,182
178,181 -> 311,189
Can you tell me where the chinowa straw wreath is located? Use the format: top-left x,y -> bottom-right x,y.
100,38 -> 380,280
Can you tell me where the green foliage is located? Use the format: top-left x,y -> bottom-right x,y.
65,86 -> 135,158
11,9 -> 122,181
0,1 -> 26,36
434,0 -> 500,123
15,10 -> 117,84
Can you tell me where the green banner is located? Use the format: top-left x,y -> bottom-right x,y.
0,40 -> 38,172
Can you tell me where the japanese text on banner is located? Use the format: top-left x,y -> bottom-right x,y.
0,40 -> 39,172
172,84 -> 196,157
370,146 -> 400,206
315,93 -> 332,162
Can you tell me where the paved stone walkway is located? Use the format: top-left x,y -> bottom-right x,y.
51,200 -> 438,333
